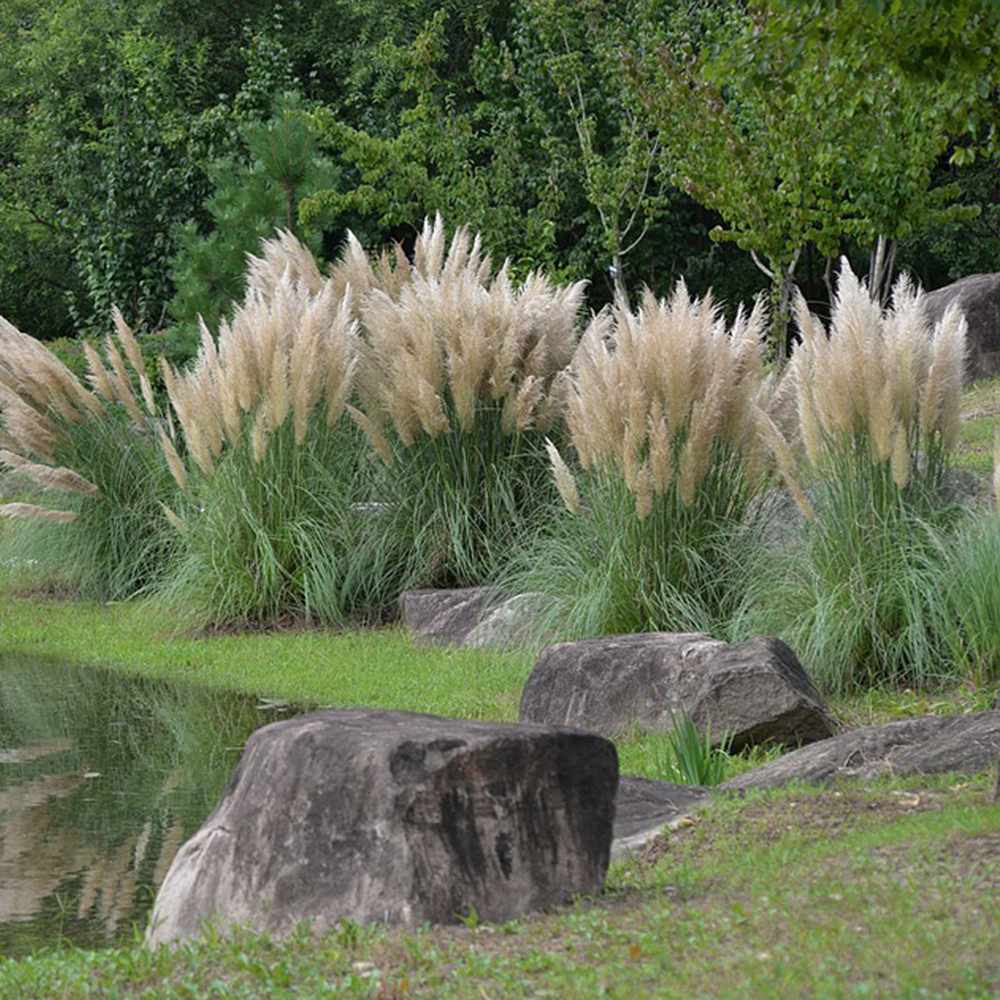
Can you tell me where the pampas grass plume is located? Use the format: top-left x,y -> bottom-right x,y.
547,439 -> 581,514
0,502 -> 76,523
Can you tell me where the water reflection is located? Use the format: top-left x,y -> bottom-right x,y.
0,654 -> 302,956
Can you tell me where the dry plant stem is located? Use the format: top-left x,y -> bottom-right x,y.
161,270 -> 359,485
0,502 -> 77,523
356,221 -> 584,451
0,450 -> 99,496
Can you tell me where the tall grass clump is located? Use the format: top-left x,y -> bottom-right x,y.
0,312 -> 178,599
932,430 -> 1000,687
512,283 -> 803,641
748,259 -> 968,693
154,253 -> 396,631
348,215 -> 587,589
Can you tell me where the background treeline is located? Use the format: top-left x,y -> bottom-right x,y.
1,0 -> 997,354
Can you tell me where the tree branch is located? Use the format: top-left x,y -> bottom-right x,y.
750,249 -> 776,280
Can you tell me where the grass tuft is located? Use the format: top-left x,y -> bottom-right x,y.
512,283 -> 791,640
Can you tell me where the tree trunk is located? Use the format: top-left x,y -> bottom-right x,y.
868,235 -> 897,307
611,248 -> 629,311
823,255 -> 836,313
753,250 -> 801,364
284,183 -> 296,234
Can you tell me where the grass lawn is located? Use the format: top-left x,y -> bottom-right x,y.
0,775 -> 995,998
0,374 -> 997,997
0,596 -> 534,722
955,374 -> 1000,475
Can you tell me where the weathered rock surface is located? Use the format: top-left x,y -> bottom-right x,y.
519,632 -> 835,751
722,710 -> 1000,791
464,592 -> 553,649
923,272 -> 1000,383
145,709 -> 618,946
400,587 -> 501,645
611,777 -> 711,859
400,588 -> 550,649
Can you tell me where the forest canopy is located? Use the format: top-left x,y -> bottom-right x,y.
0,0 -> 996,348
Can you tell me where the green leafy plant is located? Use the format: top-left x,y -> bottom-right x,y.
663,712 -> 733,787
627,712 -> 734,787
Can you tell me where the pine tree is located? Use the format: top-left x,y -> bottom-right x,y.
169,93 -> 339,331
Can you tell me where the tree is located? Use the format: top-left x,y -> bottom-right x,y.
635,2 -> 982,354
169,93 -> 338,331
519,0 -> 673,306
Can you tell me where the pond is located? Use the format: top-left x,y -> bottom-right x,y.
0,654 -> 306,957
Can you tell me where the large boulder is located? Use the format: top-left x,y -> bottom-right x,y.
722,710 -> 1000,792
519,633 -> 835,751
923,272 -> 1000,383
145,709 -> 618,946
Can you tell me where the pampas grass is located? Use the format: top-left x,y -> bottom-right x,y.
0,313 -> 179,599
511,283 -> 794,640
154,258 -> 396,630
746,260 -> 969,693
349,216 -> 587,589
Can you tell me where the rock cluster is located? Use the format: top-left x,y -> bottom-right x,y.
145,589 -> 1000,946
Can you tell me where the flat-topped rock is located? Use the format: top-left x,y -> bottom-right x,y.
722,710 -> 1000,791
611,777 -> 711,858
520,633 -> 834,751
145,709 -> 618,946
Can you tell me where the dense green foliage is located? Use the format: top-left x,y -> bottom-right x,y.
168,93 -> 338,332
3,0 -> 995,343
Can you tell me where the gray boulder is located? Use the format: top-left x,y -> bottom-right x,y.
722,710 -> 1000,791
145,709 -> 618,946
520,632 -> 834,751
611,777 -> 711,859
400,587 -> 551,649
923,272 -> 1000,383
464,592 -> 554,649
400,587 -> 500,645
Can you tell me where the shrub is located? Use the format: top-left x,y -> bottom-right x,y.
746,260 -> 968,693
168,93 -> 338,334
349,215 -> 587,589
154,262 -> 393,630
0,311 -> 178,599
513,282 -> 801,641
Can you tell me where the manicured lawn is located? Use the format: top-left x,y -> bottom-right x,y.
0,776 -> 996,998
0,596 -> 533,722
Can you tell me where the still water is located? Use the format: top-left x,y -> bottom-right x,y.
0,654 -> 304,957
